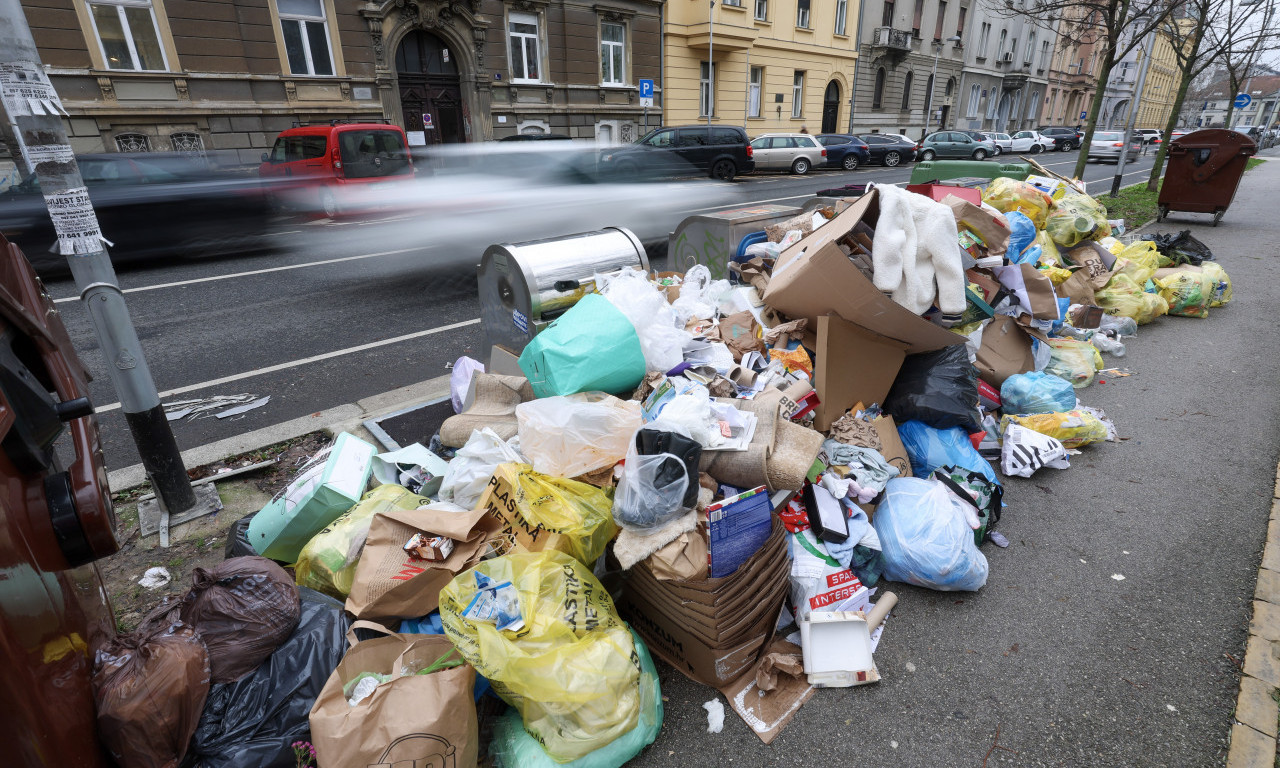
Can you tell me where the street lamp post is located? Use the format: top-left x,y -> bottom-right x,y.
924,36 -> 963,136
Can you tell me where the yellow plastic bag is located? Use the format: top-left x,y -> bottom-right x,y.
1045,337 -> 1103,388
441,551 -> 642,763
1045,193 -> 1111,248
1035,230 -> 1063,265
1201,262 -> 1233,307
1001,410 -> 1109,449
1094,273 -> 1169,325
485,462 -> 617,566
1038,263 -> 1074,286
982,177 -> 1053,228
294,484 -> 430,599
1109,242 -> 1161,284
1155,270 -> 1214,319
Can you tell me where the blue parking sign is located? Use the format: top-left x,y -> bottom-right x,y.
639,79 -> 654,98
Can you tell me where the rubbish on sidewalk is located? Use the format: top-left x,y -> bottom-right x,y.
799,610 -> 879,686
873,477 -> 989,591
1045,337 -> 1104,388
703,698 -> 725,733
1000,423 -> 1071,478
1155,269 -> 1215,318
515,392 -> 642,478
885,344 -> 982,432
1002,410 -> 1112,449
370,443 -> 450,496
439,373 -> 534,448
450,355 -> 485,413
404,532 -> 454,561
438,427 -> 525,508
1000,371 -> 1077,415
708,485 -> 774,577
517,292 -> 647,398
477,462 -> 616,566
720,637 -> 815,743
137,566 -> 171,589
215,395 -> 271,419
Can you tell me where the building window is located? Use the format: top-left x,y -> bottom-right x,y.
114,132 -> 151,152
755,0 -> 767,20
996,29 -> 1007,58
945,76 -> 954,96
1039,40 -> 1050,71
277,0 -> 334,76
508,11 -> 541,83
796,0 -> 810,28
957,5 -> 966,36
986,88 -> 999,119
1028,90 -> 1040,120
912,0 -> 924,36
873,67 -> 886,109
169,131 -> 204,155
700,61 -> 714,116
88,0 -> 168,72
792,70 -> 805,117
1024,32 -> 1035,65
977,22 -> 990,57
882,0 -> 895,28
600,21 -> 625,85
835,0 -> 848,34
934,1 -> 947,40
967,83 -> 980,117
749,66 -> 762,116
901,71 -> 913,110
1047,90 -> 1058,119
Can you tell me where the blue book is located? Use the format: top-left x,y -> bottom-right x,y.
706,485 -> 773,579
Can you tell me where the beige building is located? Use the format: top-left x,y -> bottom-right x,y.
663,0 -> 861,136
1134,20 -> 1185,130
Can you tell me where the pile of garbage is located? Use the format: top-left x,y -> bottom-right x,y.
95,172 -> 1232,768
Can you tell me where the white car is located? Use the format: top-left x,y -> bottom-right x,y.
1009,130 -> 1055,154
988,133 -> 1013,155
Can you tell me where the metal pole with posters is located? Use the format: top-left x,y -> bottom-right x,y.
1111,27 -> 1156,197
0,0 -> 209,530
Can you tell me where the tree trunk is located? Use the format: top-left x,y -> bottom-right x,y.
1146,73 -> 1194,191
1074,52 -> 1116,179
1224,73 -> 1240,127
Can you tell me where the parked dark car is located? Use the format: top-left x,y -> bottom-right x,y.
1038,126 -> 1082,151
856,134 -> 918,166
498,133 -> 573,141
816,134 -> 872,170
0,153 -> 275,274
600,125 -> 755,181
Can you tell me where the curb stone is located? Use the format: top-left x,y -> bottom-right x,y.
1227,462 -> 1280,766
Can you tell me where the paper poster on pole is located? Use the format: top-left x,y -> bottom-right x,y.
43,187 -> 108,255
0,62 -> 68,117
25,143 -> 75,166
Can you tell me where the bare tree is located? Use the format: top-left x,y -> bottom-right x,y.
997,0 -> 1176,178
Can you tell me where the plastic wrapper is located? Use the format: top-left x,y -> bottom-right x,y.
1005,210 -> 1036,259
439,427 -> 524,509
1156,270 -> 1214,318
1045,337 -> 1103,389
1002,410 -> 1111,449
489,630 -> 662,768
450,355 -> 485,413
494,463 -> 618,566
225,511 -> 258,559
897,419 -> 998,484
613,452 -> 689,531
1038,263 -> 1073,285
1000,371 -> 1077,415
884,344 -> 982,433
294,485 -> 430,600
1094,272 -> 1169,325
1108,241 -> 1161,284
189,589 -> 350,768
1000,423 -> 1071,478
1034,230 -> 1063,265
1045,193 -> 1111,248
599,267 -> 691,373
982,177 -> 1053,228
873,477 -> 989,591
1201,261 -> 1233,307
517,392 -> 641,479
441,551 -> 642,763
94,621 -> 211,768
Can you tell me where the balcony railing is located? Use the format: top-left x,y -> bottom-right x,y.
872,26 -> 912,51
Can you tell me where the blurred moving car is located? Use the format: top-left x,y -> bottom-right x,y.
916,131 -> 995,160
1087,131 -> 1143,163
258,122 -> 414,217
749,133 -> 827,174
1136,129 -> 1163,145
855,134 -> 917,166
0,153 -> 275,275
1009,131 -> 1054,153
599,125 -> 754,181
815,134 -> 871,170
0,230 -> 119,767
1037,126 -> 1082,151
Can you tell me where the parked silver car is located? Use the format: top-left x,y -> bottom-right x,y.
749,133 -> 827,174
988,133 -> 1013,155
1087,131 -> 1143,163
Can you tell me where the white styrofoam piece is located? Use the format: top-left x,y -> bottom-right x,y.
799,611 -> 874,676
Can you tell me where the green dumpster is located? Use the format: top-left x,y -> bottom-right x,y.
910,160 -> 1033,184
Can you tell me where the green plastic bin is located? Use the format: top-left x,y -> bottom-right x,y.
909,160 -> 1033,185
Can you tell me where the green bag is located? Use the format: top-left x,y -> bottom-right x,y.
518,293 -> 646,399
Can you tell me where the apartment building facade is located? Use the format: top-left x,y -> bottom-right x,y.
952,1 -> 1051,134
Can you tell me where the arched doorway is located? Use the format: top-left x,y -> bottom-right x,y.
822,80 -> 841,134
395,30 -> 466,145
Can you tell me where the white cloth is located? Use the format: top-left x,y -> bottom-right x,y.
870,183 -> 968,315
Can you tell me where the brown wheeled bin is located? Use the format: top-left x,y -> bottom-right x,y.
1157,129 -> 1257,226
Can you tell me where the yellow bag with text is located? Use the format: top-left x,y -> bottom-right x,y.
441,551 -> 641,763
1155,270 -> 1214,319
1201,261 -> 1233,307
1001,410 -> 1110,449
982,177 -> 1053,228
1109,240 -> 1162,283
1045,193 -> 1111,248
1035,230 -> 1063,265
1094,272 -> 1169,325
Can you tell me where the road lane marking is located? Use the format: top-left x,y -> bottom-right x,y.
91,318 -> 481,414
52,247 -> 423,304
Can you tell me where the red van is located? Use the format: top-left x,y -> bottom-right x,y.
258,122 -> 414,217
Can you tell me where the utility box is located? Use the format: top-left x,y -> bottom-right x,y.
668,203 -> 802,281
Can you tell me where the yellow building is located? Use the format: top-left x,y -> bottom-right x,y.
1135,21 -> 1188,130
663,0 -> 861,135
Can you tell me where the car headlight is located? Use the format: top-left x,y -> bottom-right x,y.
602,154 -> 614,162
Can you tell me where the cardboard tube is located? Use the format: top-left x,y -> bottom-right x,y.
865,592 -> 898,630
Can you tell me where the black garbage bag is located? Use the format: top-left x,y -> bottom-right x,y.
1145,230 -> 1214,266
185,588 -> 350,768
884,344 -> 982,433
224,511 -> 258,559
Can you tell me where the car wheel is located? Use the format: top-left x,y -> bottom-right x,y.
973,149 -> 988,160
884,151 -> 901,167
1030,144 -> 1043,155
842,154 -> 859,171
920,149 -> 936,161
319,188 -> 340,219
791,158 -> 810,175
711,159 -> 737,181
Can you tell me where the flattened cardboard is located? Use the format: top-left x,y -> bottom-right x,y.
628,557 -> 789,630
627,574 -> 789,646
763,190 -> 967,354
974,315 -> 1035,387
872,415 -> 911,478
1019,263 -> 1061,319
720,638 -> 815,745
813,315 -> 910,432
942,194 -> 1010,258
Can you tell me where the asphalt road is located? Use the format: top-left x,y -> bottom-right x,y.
44,146 -> 1162,472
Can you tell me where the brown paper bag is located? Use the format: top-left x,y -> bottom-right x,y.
1065,242 -> 1113,289
647,530 -> 709,580
1059,269 -> 1097,306
974,315 -> 1035,387
345,504 -> 503,620
1019,263 -> 1061,320
943,194 -> 1010,258
310,633 -> 478,768
720,311 -> 765,361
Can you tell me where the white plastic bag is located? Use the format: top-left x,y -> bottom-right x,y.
873,477 -> 989,591
613,452 -> 689,531
439,428 -> 524,508
1000,423 -> 1071,478
648,385 -> 716,446
599,268 -> 691,373
516,393 -> 642,478
449,356 -> 485,413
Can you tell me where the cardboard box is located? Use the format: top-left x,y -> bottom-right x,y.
872,414 -> 911,478
974,315 -> 1035,387
763,190 -> 968,355
812,314 -> 909,431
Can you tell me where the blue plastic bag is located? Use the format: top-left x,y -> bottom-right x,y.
873,477 -> 989,591
1005,210 -> 1036,259
897,420 -> 998,484
1000,372 -> 1077,415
